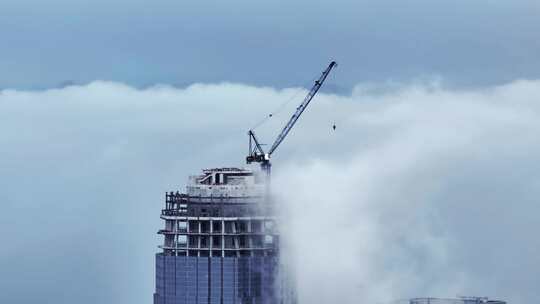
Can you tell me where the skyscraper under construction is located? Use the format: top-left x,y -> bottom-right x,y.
154,168 -> 283,304
154,61 -> 337,304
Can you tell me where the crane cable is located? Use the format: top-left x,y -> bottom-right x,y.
250,77 -> 317,131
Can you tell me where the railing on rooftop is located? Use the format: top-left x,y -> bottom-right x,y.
408,298 -> 506,304
161,209 -> 188,216
166,193 -> 264,204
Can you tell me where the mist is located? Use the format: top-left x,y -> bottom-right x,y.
1,79 -> 539,304
273,80 -> 540,304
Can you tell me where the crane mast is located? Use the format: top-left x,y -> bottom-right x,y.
246,61 -> 337,176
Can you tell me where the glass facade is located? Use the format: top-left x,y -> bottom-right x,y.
154,255 -> 278,304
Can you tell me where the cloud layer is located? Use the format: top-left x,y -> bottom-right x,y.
274,80 -> 540,304
1,79 -> 539,304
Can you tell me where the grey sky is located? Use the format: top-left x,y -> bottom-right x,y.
1,0 -> 540,90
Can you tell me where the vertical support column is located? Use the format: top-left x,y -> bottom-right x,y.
175,218 -> 179,257
248,219 -> 253,257
210,219 -> 214,257
198,221 -> 201,258
233,220 -> 239,258
221,220 -> 225,258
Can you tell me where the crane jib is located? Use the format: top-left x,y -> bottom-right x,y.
267,61 -> 336,155
246,61 -> 337,174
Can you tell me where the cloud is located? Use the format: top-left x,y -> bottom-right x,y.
1,79 -> 539,304
274,80 -> 540,304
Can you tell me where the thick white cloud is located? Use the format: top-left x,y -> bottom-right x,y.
1,80 -> 539,304
274,80 -> 540,304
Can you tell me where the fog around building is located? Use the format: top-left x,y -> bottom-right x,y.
1,79 -> 539,303
273,80 -> 540,304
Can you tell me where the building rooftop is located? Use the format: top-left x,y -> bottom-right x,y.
408,297 -> 506,304
187,167 -> 264,198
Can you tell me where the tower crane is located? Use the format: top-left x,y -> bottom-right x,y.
246,61 -> 337,177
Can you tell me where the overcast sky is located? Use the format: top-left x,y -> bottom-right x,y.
1,1 -> 540,304
1,0 -> 539,90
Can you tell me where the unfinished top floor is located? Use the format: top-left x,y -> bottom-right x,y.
408,298 -> 506,304
187,167 -> 265,198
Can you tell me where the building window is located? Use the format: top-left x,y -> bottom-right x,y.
251,221 -> 262,233
213,236 -> 221,247
189,221 -> 199,233
178,221 -> 187,232
239,236 -> 248,247
225,221 -> 234,233
201,221 -> 210,233
238,221 -> 248,233
252,236 -> 263,248
224,236 -> 234,249
189,236 -> 198,248
200,236 -> 209,248
178,235 -> 187,247
212,221 -> 222,233
264,220 -> 274,231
